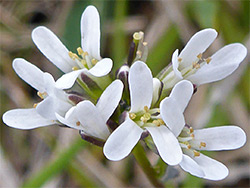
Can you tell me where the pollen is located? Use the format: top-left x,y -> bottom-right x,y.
72,66 -> 79,71
200,142 -> 206,148
197,53 -> 202,60
144,106 -> 149,112
178,57 -> 182,62
152,120 -> 160,127
187,144 -> 191,149
192,62 -> 200,69
189,127 -> 194,133
129,113 -> 136,120
205,57 -> 212,64
68,51 -> 78,60
193,150 -> 200,157
76,121 -> 81,126
37,91 -> 47,99
77,47 -> 84,55
91,59 -> 98,65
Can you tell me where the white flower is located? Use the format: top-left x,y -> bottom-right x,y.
56,80 -> 124,140
160,29 -> 247,89
159,80 -> 246,180
103,61 -> 187,165
31,5 -> 112,89
3,58 -> 72,129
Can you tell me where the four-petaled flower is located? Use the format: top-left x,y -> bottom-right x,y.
159,80 -> 246,180
3,58 -> 72,129
160,29 -> 247,90
32,6 -> 112,90
56,80 -> 123,141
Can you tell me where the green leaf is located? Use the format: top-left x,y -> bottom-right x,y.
22,139 -> 86,188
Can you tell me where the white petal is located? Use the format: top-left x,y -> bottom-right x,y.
160,98 -> 185,137
160,82 -> 194,137
172,49 -> 183,79
55,69 -> 84,89
32,26 -> 75,73
146,126 -> 182,165
151,78 -> 162,106
96,80 -> 124,122
179,29 -> 218,69
169,80 -> 193,112
187,43 -> 247,85
36,97 -> 56,120
88,58 -> 112,77
43,72 -> 56,95
179,154 -> 205,178
129,61 -> 153,112
3,108 -> 54,129
12,58 -> 45,91
76,100 -> 110,140
190,126 -> 246,151
104,118 -> 143,161
81,5 -> 101,60
55,107 -> 81,130
193,154 -> 228,180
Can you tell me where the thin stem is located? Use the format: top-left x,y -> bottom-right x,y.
132,143 -> 164,188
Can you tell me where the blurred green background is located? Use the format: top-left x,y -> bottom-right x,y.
0,0 -> 249,187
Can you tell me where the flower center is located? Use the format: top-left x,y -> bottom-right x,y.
178,125 -> 206,158
68,47 -> 98,70
129,106 -> 163,129
180,53 -> 212,78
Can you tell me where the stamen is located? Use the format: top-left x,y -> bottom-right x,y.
193,150 -> 200,157
91,59 -> 98,65
129,113 -> 136,120
189,127 -> 194,133
76,121 -> 81,126
37,91 -> 47,99
72,66 -> 79,71
191,133 -> 195,139
68,51 -> 79,60
192,62 -> 200,69
197,53 -> 202,60
178,136 -> 193,142
77,47 -> 84,56
178,57 -> 182,62
158,119 -> 165,125
144,106 -> 149,112
33,103 -> 38,108
200,142 -> 206,148
205,57 -> 212,64
140,113 -> 151,123
152,120 -> 160,127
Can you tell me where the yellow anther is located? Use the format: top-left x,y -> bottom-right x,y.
82,51 -> 89,57
192,62 -> 200,69
144,106 -> 149,112
189,127 -> 194,133
77,47 -> 84,55
140,117 -> 147,123
187,144 -> 191,149
197,53 -> 202,60
191,133 -> 195,138
158,119 -> 165,125
68,51 -> 78,60
72,66 -> 79,71
33,103 -> 38,108
193,150 -> 200,157
178,57 -> 182,62
205,57 -> 212,64
80,59 -> 87,66
129,113 -> 136,120
76,121 -> 81,126
37,91 -> 47,99
91,59 -> 98,65
200,142 -> 206,148
153,120 -> 161,127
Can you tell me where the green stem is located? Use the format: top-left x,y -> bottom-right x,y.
132,143 -> 164,188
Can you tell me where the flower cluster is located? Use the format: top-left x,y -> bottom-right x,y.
2,6 -> 247,181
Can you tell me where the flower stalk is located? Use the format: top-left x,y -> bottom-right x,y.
132,143 -> 164,188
